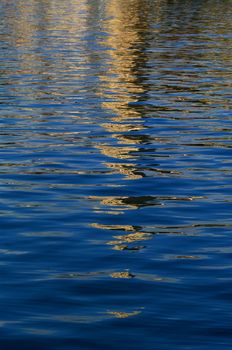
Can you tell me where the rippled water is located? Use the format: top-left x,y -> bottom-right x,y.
0,0 -> 232,348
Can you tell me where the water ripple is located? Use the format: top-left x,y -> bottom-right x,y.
0,0 -> 232,349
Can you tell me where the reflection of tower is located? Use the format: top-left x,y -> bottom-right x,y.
100,0 -> 151,119
87,1 -> 159,249
94,0 -> 156,180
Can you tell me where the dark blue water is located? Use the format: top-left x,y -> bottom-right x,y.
0,0 -> 232,349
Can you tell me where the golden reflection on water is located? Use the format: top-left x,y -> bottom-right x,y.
7,0 -> 88,47
88,1 -> 156,243
110,272 -> 135,279
3,0 -> 89,102
107,310 -> 141,319
50,270 -> 176,283
94,0 -> 155,181
40,307 -> 143,324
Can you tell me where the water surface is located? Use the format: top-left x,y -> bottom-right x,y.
0,0 -> 232,349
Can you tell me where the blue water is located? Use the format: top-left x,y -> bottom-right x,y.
0,0 -> 232,349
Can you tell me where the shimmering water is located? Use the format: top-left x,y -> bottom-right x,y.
0,0 -> 232,349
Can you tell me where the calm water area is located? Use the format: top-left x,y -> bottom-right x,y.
0,0 -> 232,349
